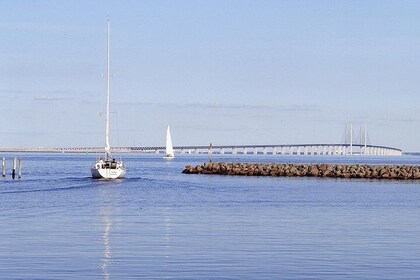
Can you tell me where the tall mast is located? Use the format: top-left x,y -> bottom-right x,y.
105,18 -> 111,159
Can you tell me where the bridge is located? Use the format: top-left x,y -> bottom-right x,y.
1,143 -> 402,156
132,143 -> 402,156
0,124 -> 404,156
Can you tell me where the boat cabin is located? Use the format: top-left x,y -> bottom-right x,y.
95,158 -> 119,169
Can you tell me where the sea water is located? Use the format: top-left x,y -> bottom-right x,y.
0,153 -> 420,279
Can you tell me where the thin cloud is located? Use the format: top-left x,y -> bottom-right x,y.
0,129 -> 44,136
178,125 -> 263,132
0,89 -> 27,94
116,101 -> 320,112
117,101 -> 272,110
0,22 -> 95,34
49,90 -> 70,95
380,118 -> 420,123
81,100 -> 101,105
34,95 -> 72,101
34,90 -> 73,101
117,101 -> 155,106
179,103 -> 272,110
281,104 -> 321,112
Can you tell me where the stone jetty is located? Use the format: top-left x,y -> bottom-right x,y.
182,162 -> 420,180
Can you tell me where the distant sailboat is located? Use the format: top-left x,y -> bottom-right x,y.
164,125 -> 175,159
91,19 -> 126,179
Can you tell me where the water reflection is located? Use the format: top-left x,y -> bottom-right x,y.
99,186 -> 115,280
163,208 -> 172,259
101,207 -> 112,280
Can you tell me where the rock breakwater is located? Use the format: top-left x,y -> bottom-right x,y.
182,162 -> 420,180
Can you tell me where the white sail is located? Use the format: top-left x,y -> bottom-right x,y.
165,125 -> 174,158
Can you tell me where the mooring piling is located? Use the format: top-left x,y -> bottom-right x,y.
209,143 -> 213,163
18,158 -> 22,179
12,157 -> 16,179
2,158 -> 5,177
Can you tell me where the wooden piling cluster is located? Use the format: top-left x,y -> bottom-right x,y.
182,162 -> 420,180
1,157 -> 22,179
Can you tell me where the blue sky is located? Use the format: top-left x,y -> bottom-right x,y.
1,0 -> 420,151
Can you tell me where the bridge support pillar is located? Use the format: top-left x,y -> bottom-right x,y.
304,146 -> 308,155
243,148 -> 247,155
272,147 -> 277,155
263,147 -> 267,155
281,147 -> 286,155
297,147 -> 301,155
253,148 -> 257,155
232,148 -> 237,155
289,146 -> 294,155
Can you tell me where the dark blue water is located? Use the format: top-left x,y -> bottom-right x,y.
1,154 -> 420,279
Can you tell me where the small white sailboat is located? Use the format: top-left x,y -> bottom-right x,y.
164,125 -> 175,159
91,19 -> 126,179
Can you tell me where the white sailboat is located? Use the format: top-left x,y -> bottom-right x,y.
164,125 -> 175,159
91,19 -> 126,179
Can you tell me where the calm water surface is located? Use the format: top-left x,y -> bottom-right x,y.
1,154 -> 420,279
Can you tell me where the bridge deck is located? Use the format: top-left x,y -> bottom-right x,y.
0,143 -> 402,153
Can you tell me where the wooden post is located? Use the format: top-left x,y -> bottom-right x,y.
209,143 -> 213,163
18,158 -> 22,179
12,157 -> 16,179
2,158 -> 5,177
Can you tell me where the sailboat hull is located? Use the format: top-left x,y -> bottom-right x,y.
163,155 -> 175,160
91,167 -> 126,179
